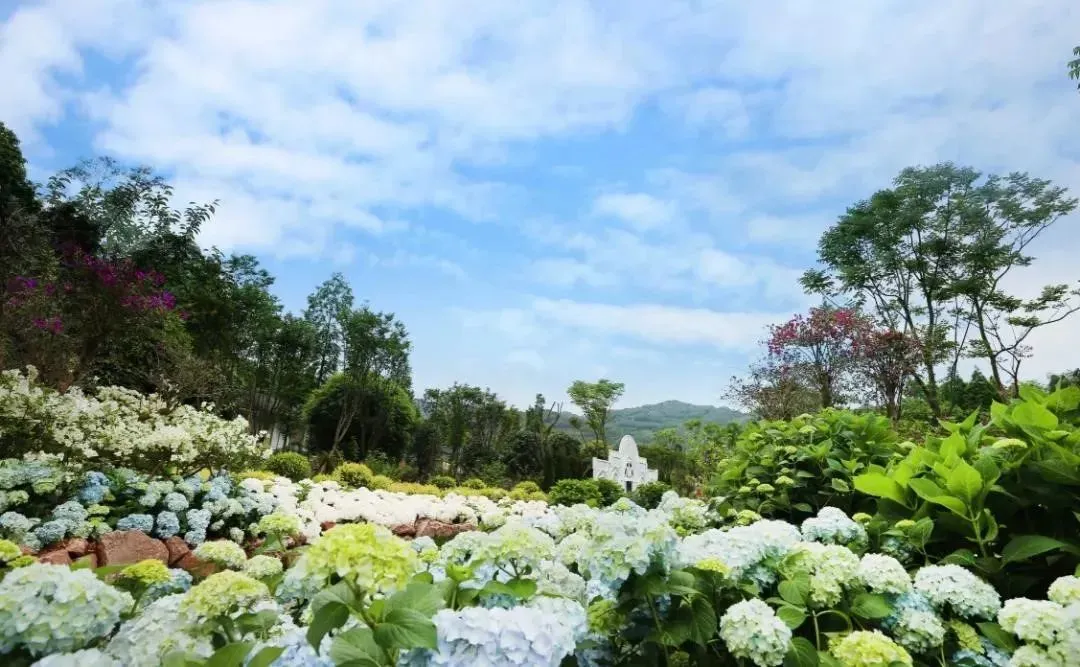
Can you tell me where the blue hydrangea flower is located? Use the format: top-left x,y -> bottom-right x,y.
155,511 -> 180,539
163,492 -> 189,512
116,514 -> 155,534
77,472 -> 110,505
33,520 -> 68,546
142,568 -> 193,607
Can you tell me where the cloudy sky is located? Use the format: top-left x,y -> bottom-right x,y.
3,0 -> 1079,409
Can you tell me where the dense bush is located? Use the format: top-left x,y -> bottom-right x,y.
429,475 -> 456,489
263,452 -> 311,481
368,474 -> 393,490
0,368 -> 267,474
709,409 -> 899,521
331,462 -> 373,489
547,479 -> 603,507
461,478 -> 486,490
593,478 -> 624,506
633,480 -> 671,509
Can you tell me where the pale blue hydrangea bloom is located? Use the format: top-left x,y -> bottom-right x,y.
531,559 -> 587,604
0,510 -> 35,538
0,563 -> 133,657
882,592 -> 945,653
77,472 -> 110,505
801,507 -> 867,547
33,519 -> 69,546
248,627 -> 332,667
142,568 -> 193,606
116,513 -> 154,533
163,492 -> 189,512
185,508 -> 212,545
176,476 -> 203,500
718,598 -> 792,667
856,553 -> 911,595
675,520 -> 802,585
106,594 -> 212,666
657,491 -> 709,534
951,638 -> 1010,667
155,511 -> 181,538
402,601 -> 582,666
913,565 -> 1000,620
31,648 -> 121,666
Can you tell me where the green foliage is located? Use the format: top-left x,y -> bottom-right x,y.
566,378 -> 625,444
632,481 -> 671,509
547,479 -> 603,507
593,478 -> 624,507
460,478 -> 486,490
305,373 -> 418,463
263,452 -> 311,482
429,475 -> 456,490
711,409 -> 900,522
511,481 -> 541,495
853,384 -> 1080,597
368,475 -> 393,491
332,462 -> 374,489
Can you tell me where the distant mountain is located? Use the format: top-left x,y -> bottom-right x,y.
550,400 -> 749,445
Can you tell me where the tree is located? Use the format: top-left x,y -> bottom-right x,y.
421,384 -> 519,479
802,163 -> 1077,415
567,379 -> 625,445
303,273 -> 354,385
305,373 -> 418,462
327,306 -> 411,456
766,306 -> 873,408
1070,45 -> 1080,90
724,357 -> 820,421
855,328 -> 921,420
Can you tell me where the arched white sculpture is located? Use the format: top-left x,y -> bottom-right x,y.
592,434 -> 659,492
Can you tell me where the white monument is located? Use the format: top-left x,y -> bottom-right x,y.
592,434 -> 658,492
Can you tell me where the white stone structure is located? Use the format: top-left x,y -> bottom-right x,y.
592,434 -> 659,492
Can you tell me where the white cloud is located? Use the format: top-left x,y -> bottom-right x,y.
592,192 -> 675,231
665,87 -> 751,137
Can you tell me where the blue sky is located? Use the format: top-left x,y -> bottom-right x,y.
3,0 -> 1079,409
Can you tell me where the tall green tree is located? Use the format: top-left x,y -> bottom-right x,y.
1070,45 -> 1080,90
421,384 -> 519,478
566,379 -> 625,445
303,273 -> 354,385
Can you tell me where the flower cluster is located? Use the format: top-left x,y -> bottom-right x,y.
801,506 -> 868,547
299,523 -> 418,594
718,599 -> 792,667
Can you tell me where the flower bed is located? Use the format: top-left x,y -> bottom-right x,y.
0,488 -> 1072,666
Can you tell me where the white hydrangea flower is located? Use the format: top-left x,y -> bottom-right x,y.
998,599 -> 1066,647
31,648 -> 121,667
913,565 -> 1000,620
719,599 -> 792,667
787,543 -> 860,609
193,539 -> 247,570
1048,576 -> 1080,607
801,507 -> 867,546
106,594 -> 212,666
857,553 -> 912,595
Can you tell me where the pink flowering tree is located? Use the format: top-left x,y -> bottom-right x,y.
766,306 -> 874,409
854,328 -> 922,420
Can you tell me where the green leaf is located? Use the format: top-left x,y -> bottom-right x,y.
374,608 -> 439,651
306,601 -> 350,654
1002,535 -> 1072,564
830,478 -> 850,493
688,595 -> 718,644
1012,401 -> 1058,431
907,518 -> 934,548
247,646 -> 287,667
853,473 -> 908,506
329,628 -> 383,667
907,477 -> 945,501
784,637 -> 819,667
850,593 -> 893,619
977,622 -> 1018,653
161,651 -> 193,667
384,580 -> 446,619
778,579 -> 808,607
776,605 -> 807,630
818,651 -> 842,667
204,642 -> 254,667
939,433 -> 966,460
945,461 -> 984,506
310,580 -> 358,613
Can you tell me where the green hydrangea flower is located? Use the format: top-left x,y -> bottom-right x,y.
243,555 -> 284,580
303,523 -> 417,594
695,558 -> 732,577
193,540 -> 247,570
1048,575 -> 1080,606
118,560 -> 172,587
756,484 -> 776,494
180,571 -> 268,620
586,599 -> 623,634
10,555 -> 35,568
831,630 -> 912,667
0,539 -> 20,563
257,511 -> 300,537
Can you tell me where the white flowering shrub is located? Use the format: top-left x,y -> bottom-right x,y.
0,367 -> 267,473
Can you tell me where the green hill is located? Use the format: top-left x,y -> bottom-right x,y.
550,400 -> 748,445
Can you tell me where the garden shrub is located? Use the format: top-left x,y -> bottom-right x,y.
388,482 -> 442,496
479,487 -> 507,501
461,478 -> 486,490
429,475 -> 456,489
233,470 -> 276,483
331,462 -> 373,489
594,478 -> 624,507
547,479 -> 602,507
368,475 -> 393,491
311,473 -> 334,484
854,383 -> 1080,598
710,409 -> 900,521
263,452 -> 311,482
633,481 -> 671,509
512,481 -> 542,495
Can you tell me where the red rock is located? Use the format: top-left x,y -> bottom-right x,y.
175,551 -> 217,578
95,530 -> 169,567
38,547 -> 72,566
20,545 -> 35,556
65,538 -> 90,557
414,518 -> 476,540
71,553 -> 98,569
392,522 -> 417,538
164,536 -> 190,565
320,521 -> 336,532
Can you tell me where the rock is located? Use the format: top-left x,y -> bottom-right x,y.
65,538 -> 90,557
164,536 -> 190,565
414,518 -> 476,540
320,521 -> 336,532
20,544 -> 35,556
175,551 -> 216,578
39,546 -> 72,566
391,522 -> 417,538
96,530 -> 169,567
71,553 -> 98,569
